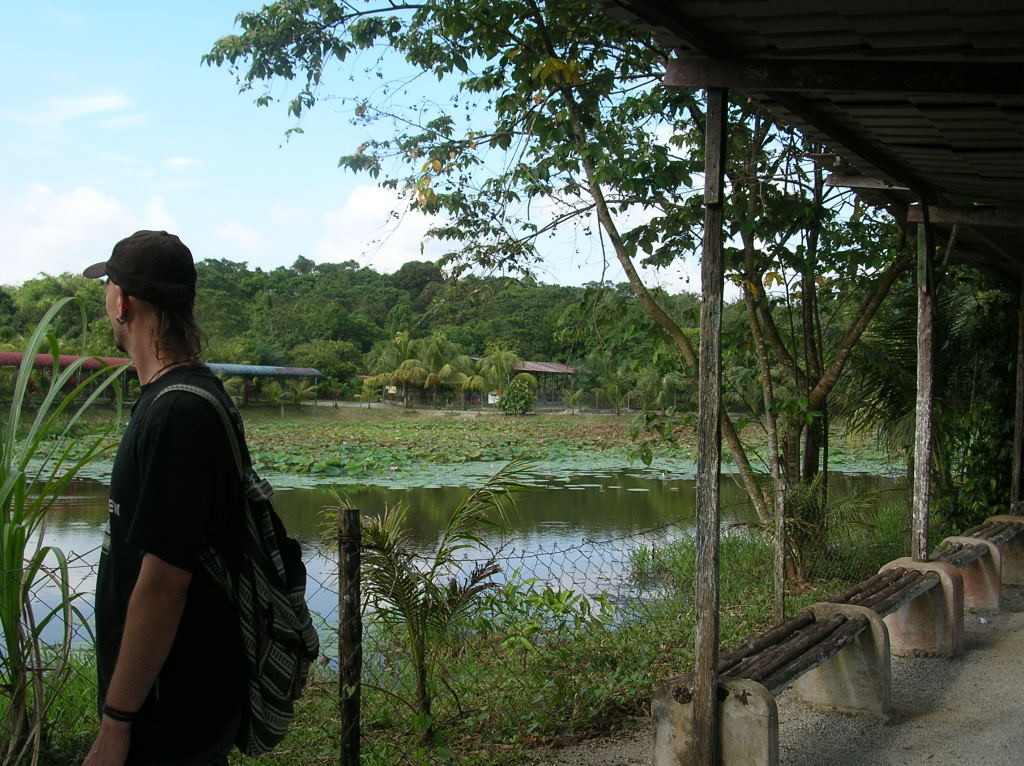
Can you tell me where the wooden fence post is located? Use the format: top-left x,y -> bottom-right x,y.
338,508 -> 362,766
1013,273 -> 1024,514
695,86 -> 727,766
912,217 -> 936,560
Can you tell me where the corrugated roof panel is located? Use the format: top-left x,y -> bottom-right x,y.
515,361 -> 578,374
206,363 -> 322,378
0,353 -> 320,378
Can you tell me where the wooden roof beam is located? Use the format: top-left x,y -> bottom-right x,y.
827,174 -> 911,191
907,204 -> 1024,228
665,58 -> 1024,96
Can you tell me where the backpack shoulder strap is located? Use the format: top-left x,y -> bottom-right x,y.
156,383 -> 243,477
156,383 -> 274,502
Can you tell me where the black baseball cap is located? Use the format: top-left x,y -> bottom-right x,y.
84,230 -> 196,306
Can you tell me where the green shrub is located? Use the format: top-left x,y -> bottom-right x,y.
497,377 -> 534,415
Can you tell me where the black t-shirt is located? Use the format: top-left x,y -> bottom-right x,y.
95,365 -> 246,760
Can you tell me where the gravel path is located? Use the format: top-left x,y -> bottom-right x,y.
531,584 -> 1024,766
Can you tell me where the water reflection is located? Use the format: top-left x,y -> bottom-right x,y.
36,470 -> 905,638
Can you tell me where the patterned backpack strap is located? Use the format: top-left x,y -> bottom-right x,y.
155,383 -> 250,593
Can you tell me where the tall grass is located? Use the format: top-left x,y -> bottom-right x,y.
0,298 -> 128,766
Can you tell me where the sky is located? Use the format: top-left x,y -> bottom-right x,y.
1,1 -> 704,293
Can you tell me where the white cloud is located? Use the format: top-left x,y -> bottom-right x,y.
139,197 -> 179,233
316,186 -> 446,273
98,113 -> 148,130
0,185 -> 136,284
41,7 -> 87,28
213,220 -> 275,265
31,92 -> 131,125
94,152 -> 143,165
164,157 -> 201,170
269,202 -> 310,226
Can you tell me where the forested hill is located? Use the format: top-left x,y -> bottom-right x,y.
0,256 -> 699,395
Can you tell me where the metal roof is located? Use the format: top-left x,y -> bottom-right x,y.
208,362 -> 321,378
0,353 -> 321,379
591,0 -> 1024,286
515,361 -> 578,375
0,352 -> 128,371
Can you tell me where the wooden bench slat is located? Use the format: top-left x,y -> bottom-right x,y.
760,614 -> 870,695
982,522 -> 1024,547
722,614 -> 847,685
856,569 -> 926,608
961,520 -> 1024,546
934,540 -> 988,567
863,570 -> 940,617
718,609 -> 815,674
824,567 -> 904,605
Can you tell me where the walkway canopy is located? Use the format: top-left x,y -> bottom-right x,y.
586,2 -> 1024,763
594,0 -> 1023,280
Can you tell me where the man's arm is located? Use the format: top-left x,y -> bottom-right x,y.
83,553 -> 192,766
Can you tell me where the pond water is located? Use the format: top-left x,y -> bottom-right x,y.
41,467 -> 906,636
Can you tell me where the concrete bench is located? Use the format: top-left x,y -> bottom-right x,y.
929,514 -> 1024,611
873,559 -> 963,657
653,603 -> 890,766
651,515 -> 1024,765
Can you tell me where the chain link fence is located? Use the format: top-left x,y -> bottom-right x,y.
2,493 -> 911,766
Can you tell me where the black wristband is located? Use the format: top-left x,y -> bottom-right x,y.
102,703 -> 137,723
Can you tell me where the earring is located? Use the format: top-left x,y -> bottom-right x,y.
115,316 -> 126,325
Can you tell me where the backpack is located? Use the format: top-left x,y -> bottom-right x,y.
156,383 -> 321,756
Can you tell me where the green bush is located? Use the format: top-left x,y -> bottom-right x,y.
497,377 -> 534,415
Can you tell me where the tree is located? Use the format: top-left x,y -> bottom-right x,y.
498,375 -> 535,415
11,274 -> 107,350
478,343 -> 520,395
290,338 -> 362,385
352,461 -> 526,745
0,289 -> 16,327
368,330 -> 473,407
837,268 -> 1017,536
390,260 -> 445,313
209,0 -> 906,586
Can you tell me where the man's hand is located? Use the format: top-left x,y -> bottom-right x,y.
82,717 -> 131,766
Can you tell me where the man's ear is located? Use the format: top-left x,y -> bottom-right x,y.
110,283 -> 132,321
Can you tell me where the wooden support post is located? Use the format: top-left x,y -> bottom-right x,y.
1013,277 -> 1024,514
338,507 -> 362,766
912,218 -> 936,561
695,86 -> 727,766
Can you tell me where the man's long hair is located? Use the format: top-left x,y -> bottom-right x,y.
148,299 -> 205,360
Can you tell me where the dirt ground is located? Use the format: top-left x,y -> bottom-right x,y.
530,584 -> 1024,766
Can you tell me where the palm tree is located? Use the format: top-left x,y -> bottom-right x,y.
395,358 -> 428,407
355,378 -> 382,408
836,274 -> 1016,534
261,380 -> 286,416
438,354 -> 476,408
368,331 -> 470,408
586,351 -> 634,415
478,344 -> 521,400
461,370 -> 488,410
286,377 -> 318,405
353,459 -> 529,744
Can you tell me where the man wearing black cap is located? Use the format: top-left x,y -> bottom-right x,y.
82,231 -> 246,765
